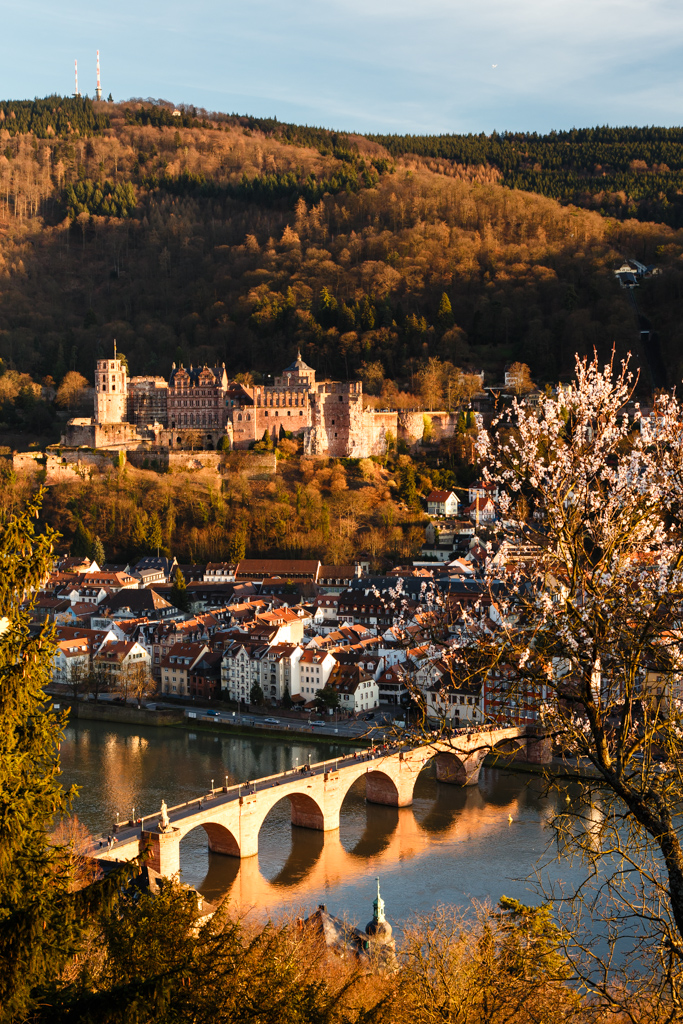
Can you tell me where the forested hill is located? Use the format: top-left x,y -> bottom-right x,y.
368,126 -> 683,227
1,96 -> 683,406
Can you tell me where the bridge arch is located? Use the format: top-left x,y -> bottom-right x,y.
179,819 -> 241,858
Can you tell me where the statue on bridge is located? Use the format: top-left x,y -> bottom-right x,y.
159,799 -> 171,833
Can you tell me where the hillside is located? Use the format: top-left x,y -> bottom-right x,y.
1,97 -> 683,402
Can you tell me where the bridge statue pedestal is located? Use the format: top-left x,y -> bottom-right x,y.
143,828 -> 180,878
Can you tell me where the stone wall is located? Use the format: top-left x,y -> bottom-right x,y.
14,449 -> 122,483
397,410 -> 460,445
62,419 -> 143,449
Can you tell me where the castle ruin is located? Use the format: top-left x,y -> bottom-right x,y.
63,349 -> 397,457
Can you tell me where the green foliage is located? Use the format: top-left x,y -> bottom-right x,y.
90,534 -> 105,566
147,513 -> 162,554
494,896 -> 571,982
64,179 -> 137,219
368,125 -> 683,227
282,686 -> 293,709
0,494 -> 123,1021
226,530 -> 246,564
170,569 -> 190,612
398,465 -> 420,510
250,682 -> 264,705
217,434 -> 231,452
437,292 -> 454,329
315,685 -> 340,710
145,161 -> 379,208
71,519 -> 92,557
0,96 -> 108,139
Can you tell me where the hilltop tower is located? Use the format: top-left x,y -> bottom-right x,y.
74,60 -> 80,99
94,342 -> 128,424
96,51 -> 102,101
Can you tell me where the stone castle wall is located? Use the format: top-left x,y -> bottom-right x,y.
397,410 -> 460,445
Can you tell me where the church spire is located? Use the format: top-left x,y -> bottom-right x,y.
373,877 -> 386,925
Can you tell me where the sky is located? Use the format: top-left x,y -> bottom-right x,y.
4,0 -> 683,135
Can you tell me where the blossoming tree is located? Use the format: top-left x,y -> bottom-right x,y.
457,353 -> 683,1007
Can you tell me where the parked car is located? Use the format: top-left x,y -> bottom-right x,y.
363,713 -> 375,721
205,710 -> 221,717
263,717 -> 280,725
310,720 -> 326,727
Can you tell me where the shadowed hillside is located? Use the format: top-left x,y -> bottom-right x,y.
1,98 -> 683,392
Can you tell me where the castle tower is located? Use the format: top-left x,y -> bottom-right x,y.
94,342 -> 128,424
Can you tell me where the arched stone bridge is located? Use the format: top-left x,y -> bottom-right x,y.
93,725 -> 550,877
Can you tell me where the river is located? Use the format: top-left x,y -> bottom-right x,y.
59,719 -> 577,930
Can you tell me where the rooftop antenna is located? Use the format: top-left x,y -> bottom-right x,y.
74,59 -> 80,98
96,51 -> 102,101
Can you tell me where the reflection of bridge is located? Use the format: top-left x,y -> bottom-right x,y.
94,726 -> 551,877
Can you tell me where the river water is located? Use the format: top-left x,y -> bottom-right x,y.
59,719 -> 578,930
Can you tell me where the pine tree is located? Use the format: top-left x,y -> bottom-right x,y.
227,530 -> 246,564
71,519 -> 92,558
90,534 -> 105,567
130,513 -> 147,555
170,569 -> 189,612
0,495 -> 121,1019
437,292 -> 454,329
147,513 -> 163,554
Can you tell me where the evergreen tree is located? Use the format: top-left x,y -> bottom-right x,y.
170,569 -> 190,612
282,686 -> 293,709
0,494 -> 122,1020
227,530 -> 246,564
437,292 -> 454,329
250,682 -> 264,705
90,534 -> 105,567
130,513 -> 147,555
71,519 -> 92,558
147,513 -> 162,554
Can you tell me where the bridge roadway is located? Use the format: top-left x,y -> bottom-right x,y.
92,724 -> 551,877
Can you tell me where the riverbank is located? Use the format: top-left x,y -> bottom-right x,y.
57,699 -> 370,746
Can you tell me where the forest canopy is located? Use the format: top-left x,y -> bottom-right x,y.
0,98 -> 683,393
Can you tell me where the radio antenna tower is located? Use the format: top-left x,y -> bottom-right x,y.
74,59 -> 80,98
96,51 -> 102,101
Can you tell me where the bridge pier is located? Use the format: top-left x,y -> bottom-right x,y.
526,733 -> 553,764
435,751 -> 486,787
366,768 -> 415,807
143,828 -> 180,877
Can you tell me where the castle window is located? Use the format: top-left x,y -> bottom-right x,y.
287,410 -> 290,415
246,414 -> 251,421
299,411 -> 303,416
275,411 -> 278,416
339,395 -> 343,402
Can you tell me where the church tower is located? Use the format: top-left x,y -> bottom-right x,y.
94,341 -> 128,424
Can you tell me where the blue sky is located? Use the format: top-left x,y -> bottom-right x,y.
4,0 -> 683,134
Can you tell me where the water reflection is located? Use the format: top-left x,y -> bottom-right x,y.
60,719 -> 574,928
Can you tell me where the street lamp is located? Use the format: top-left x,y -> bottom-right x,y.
132,806 -> 135,823
225,774 -> 228,790
211,779 -> 214,795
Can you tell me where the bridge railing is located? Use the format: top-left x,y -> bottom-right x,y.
109,727 -> 527,834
